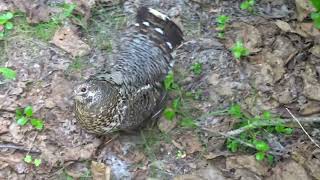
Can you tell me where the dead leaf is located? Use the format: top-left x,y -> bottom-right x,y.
91,161 -> 111,180
310,45 -> 320,58
158,117 -> 178,133
226,22 -> 262,53
11,0 -> 52,24
266,160 -> 311,180
176,132 -> 202,154
62,139 -> 101,161
65,162 -> 90,178
226,155 -> 269,176
0,119 -> 11,135
174,166 -> 227,180
275,20 -> 294,33
51,26 -> 91,57
302,64 -> 320,101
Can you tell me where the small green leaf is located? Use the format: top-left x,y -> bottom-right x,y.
216,15 -> 230,24
163,107 -> 175,121
262,111 -> 271,120
0,12 -> 14,24
30,119 -> 44,130
24,106 -> 33,117
17,117 -> 28,126
227,139 -> 239,153
24,155 -> 32,163
255,141 -> 270,152
180,118 -> 197,128
255,152 -> 265,161
15,108 -> 23,119
267,154 -> 274,165
191,62 -> 202,75
0,32 -> 4,39
172,98 -> 180,111
310,0 -> 320,11
228,104 -> 243,119
283,127 -> 293,135
0,67 -> 16,80
33,159 -> 42,167
164,72 -> 175,90
4,22 -> 13,30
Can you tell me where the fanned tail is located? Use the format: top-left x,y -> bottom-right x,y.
136,6 -> 183,51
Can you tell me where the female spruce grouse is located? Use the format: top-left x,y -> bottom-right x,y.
73,7 -> 183,135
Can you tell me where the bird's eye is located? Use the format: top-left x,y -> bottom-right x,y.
81,87 -> 87,93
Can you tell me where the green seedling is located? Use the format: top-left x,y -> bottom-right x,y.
230,40 -> 250,60
310,0 -> 320,29
191,62 -> 202,75
226,104 -> 293,161
240,0 -> 255,12
216,15 -> 230,38
0,67 -> 16,80
176,150 -> 186,159
16,106 -> 44,130
0,11 -> 14,39
24,154 -> 42,167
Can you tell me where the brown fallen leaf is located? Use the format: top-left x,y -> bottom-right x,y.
266,160 -> 311,180
51,26 -> 91,57
91,161 -> 111,180
11,0 -> 52,24
226,155 -> 269,176
175,131 -> 202,154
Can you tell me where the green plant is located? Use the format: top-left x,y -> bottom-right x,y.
230,40 -> 250,60
240,0 -> 255,12
0,11 -> 14,39
226,104 -> 293,161
0,67 -> 16,80
216,15 -> 230,38
24,154 -> 42,167
310,0 -> 320,29
163,72 -> 198,128
16,106 -> 44,130
191,62 -> 202,75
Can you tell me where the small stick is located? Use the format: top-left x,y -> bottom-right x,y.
286,108 -> 320,149
0,143 -> 41,153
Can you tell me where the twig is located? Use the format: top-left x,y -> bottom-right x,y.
202,127 -> 287,156
0,143 -> 41,153
216,116 -> 320,137
286,108 -> 320,149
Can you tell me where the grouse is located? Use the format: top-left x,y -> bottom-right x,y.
73,6 -> 183,135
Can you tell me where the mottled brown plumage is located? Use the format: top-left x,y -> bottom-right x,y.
73,7 -> 183,135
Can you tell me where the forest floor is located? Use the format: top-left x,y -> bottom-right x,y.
1,0 -> 320,179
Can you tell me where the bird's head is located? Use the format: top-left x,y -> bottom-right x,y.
73,79 -> 119,110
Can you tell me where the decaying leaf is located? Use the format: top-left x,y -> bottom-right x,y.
51,26 -> 91,57
91,161 -> 111,180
